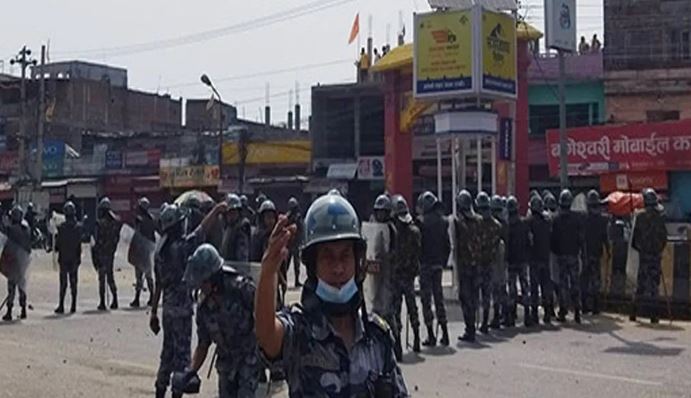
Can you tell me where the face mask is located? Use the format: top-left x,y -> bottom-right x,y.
315,277 -> 358,304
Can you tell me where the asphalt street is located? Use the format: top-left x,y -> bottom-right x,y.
1,250 -> 690,398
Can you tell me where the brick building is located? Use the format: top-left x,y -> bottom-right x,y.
604,0 -> 691,123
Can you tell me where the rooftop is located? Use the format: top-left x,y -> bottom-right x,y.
528,52 -> 603,83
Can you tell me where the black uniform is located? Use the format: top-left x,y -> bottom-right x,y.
56,216 -> 83,312
528,211 -> 554,323
507,213 -> 531,325
551,210 -> 584,319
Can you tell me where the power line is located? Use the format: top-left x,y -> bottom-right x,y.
55,0 -> 355,58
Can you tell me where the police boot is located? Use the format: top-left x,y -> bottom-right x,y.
110,293 -> 118,310
20,305 -> 26,320
2,306 -> 11,321
531,306 -> 540,326
70,300 -> 77,314
557,309 -> 567,323
574,309 -> 582,324
422,325 -> 436,347
98,290 -> 107,311
129,292 -> 140,308
543,305 -> 552,324
172,392 -> 183,398
524,307 -> 534,327
54,304 -> 64,314
393,334 -> 403,362
155,387 -> 166,398
412,327 -> 421,353
480,309 -> 490,334
629,303 -> 637,322
440,323 -> 450,346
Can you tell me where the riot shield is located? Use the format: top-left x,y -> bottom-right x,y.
361,222 -> 392,318
0,230 -> 32,291
119,223 -> 157,274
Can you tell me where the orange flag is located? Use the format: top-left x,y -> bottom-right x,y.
348,13 -> 360,45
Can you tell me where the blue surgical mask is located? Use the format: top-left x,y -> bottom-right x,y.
315,277 -> 358,304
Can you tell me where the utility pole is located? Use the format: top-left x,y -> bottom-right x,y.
558,49 -> 569,189
10,46 -> 37,184
36,45 -> 46,187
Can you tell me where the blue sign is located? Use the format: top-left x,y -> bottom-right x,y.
105,150 -> 123,170
499,118 -> 512,161
43,139 -> 65,177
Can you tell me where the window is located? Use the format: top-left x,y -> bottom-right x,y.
646,110 -> 680,122
682,31 -> 690,60
529,103 -> 595,136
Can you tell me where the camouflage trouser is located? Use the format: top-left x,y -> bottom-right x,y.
156,313 -> 192,391
97,254 -> 117,300
420,265 -> 446,327
507,263 -> 529,312
558,255 -> 581,314
492,256 -> 508,322
392,276 -> 420,336
459,266 -> 480,335
530,261 -> 553,310
217,356 -> 259,398
479,266 -> 492,313
6,280 -> 27,310
635,253 -> 661,308
581,256 -> 601,310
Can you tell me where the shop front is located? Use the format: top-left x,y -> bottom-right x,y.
546,119 -> 691,220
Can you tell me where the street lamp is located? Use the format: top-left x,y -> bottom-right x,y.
200,73 -> 226,193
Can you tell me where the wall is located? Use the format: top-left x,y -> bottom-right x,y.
528,81 -> 605,133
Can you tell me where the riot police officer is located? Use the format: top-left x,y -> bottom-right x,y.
489,195 -> 509,329
55,201 -> 83,314
418,191 -> 450,347
527,195 -> 554,324
551,189 -> 584,323
391,194 -> 422,356
369,194 -> 399,340
1,206 -> 31,321
506,196 -> 533,327
456,190 -> 483,341
630,188 -> 667,324
255,192 -> 408,396
582,190 -> 610,315
220,194 -> 251,262
131,197 -> 156,308
286,197 -> 303,288
251,199 -> 278,262
93,197 -> 122,311
476,192 -> 503,333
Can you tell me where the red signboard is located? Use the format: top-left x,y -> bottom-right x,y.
546,119 -> 691,176
0,151 -> 19,174
600,171 -> 668,193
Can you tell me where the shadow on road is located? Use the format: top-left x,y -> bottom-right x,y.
422,345 -> 457,356
82,309 -> 109,316
604,331 -> 685,357
455,340 -> 492,350
635,322 -> 685,332
401,351 -> 426,364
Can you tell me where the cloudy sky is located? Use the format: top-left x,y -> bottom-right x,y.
1,0 -> 602,125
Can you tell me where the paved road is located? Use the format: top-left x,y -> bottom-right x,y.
1,250 -> 690,397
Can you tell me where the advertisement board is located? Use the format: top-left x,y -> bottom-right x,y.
357,156 -> 385,180
159,165 -> 220,188
481,8 -> 517,98
546,119 -> 691,176
414,9 -> 475,98
222,140 -> 311,165
545,0 -> 577,52
42,139 -> 65,178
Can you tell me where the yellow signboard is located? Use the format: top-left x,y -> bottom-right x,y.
414,9 -> 474,98
160,165 -> 220,188
481,8 -> 517,97
222,140 -> 311,166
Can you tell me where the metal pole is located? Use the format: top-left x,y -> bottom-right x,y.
451,138 -> 457,217
491,135 -> 497,195
476,137 -> 482,193
37,45 -> 46,186
558,50 -> 569,189
436,137 -> 443,202
18,49 -> 27,181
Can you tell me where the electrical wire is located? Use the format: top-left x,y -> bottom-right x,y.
55,0 -> 355,58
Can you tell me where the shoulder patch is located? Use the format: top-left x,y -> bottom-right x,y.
368,313 -> 391,333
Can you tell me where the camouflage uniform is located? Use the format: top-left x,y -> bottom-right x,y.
455,212 -> 482,337
94,213 -> 122,307
269,293 -> 409,397
153,231 -> 200,392
392,217 -> 422,342
631,208 -> 667,320
477,215 -> 502,330
551,210 -> 584,320
196,267 -> 259,397
507,214 -> 530,325
582,212 -> 610,313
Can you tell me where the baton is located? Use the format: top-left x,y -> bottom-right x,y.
405,316 -> 410,350
207,347 -> 217,379
0,296 -> 8,312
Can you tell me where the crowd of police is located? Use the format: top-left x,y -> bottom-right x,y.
0,185 -> 669,397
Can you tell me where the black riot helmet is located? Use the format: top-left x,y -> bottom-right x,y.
559,189 -> 573,209
529,195 -> 544,214
63,201 -> 76,218
544,193 -> 558,212
642,188 -> 658,208
10,205 -> 24,223
420,191 -> 438,215
506,196 -> 519,215
456,190 -> 473,213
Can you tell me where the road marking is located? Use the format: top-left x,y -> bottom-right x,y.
518,363 -> 663,387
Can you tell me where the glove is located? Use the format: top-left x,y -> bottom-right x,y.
172,368 -> 201,394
